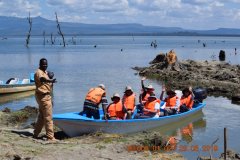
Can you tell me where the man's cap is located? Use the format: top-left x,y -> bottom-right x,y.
98,84 -> 105,90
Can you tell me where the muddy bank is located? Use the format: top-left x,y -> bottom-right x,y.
0,106 -> 37,128
133,53 -> 240,99
0,109 -> 185,160
1,108 -> 239,160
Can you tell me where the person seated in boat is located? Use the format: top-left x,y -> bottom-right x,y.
134,93 -> 161,119
80,84 -> 108,119
178,87 -> 194,113
122,86 -> 136,119
137,77 -> 155,113
107,93 -> 125,120
160,86 -> 180,116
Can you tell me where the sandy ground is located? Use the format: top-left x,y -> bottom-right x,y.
0,111 -> 185,160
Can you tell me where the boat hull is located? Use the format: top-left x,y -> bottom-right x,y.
0,83 -> 36,94
53,103 -> 205,137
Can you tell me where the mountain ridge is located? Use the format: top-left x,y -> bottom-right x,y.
1,16 -> 240,36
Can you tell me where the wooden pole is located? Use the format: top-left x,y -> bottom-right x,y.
224,127 -> 227,160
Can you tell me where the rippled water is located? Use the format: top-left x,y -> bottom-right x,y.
0,36 -> 239,159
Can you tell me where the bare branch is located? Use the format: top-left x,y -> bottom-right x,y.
26,12 -> 32,47
55,12 -> 65,47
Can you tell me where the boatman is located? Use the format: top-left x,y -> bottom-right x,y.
80,84 -> 108,119
33,58 -> 57,141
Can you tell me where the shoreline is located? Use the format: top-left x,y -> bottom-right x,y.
0,108 -> 185,160
1,107 -> 239,160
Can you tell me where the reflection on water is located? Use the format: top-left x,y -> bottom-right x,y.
150,111 -> 206,136
0,90 -> 35,105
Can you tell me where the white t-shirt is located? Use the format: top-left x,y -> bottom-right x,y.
153,102 -> 160,118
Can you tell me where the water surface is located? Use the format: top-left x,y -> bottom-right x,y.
0,36 -> 239,159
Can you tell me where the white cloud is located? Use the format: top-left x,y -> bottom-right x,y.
0,0 -> 40,17
1,0 -> 240,29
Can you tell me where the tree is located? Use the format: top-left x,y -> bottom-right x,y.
26,12 -> 32,47
55,12 -> 65,47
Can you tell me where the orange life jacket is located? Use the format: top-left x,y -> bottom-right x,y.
85,87 -> 105,104
165,96 -> 178,108
144,99 -> 160,115
123,93 -> 135,111
115,101 -> 125,119
180,95 -> 194,109
107,103 -> 116,117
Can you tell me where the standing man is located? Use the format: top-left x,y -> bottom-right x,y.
80,84 -> 108,119
33,58 -> 57,141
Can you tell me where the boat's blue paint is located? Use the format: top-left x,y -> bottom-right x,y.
53,102 -> 206,123
30,73 -> 35,82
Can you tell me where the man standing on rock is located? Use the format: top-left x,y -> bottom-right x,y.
33,58 -> 57,141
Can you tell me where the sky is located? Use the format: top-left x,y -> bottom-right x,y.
0,0 -> 240,30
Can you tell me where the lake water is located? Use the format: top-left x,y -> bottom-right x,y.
0,36 -> 239,159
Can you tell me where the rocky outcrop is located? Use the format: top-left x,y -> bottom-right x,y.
133,52 -> 240,99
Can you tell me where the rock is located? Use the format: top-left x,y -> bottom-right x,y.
220,150 -> 240,160
150,53 -> 166,64
20,106 -> 38,114
232,94 -> 240,102
219,50 -> 226,61
2,107 -> 11,113
133,56 -> 240,99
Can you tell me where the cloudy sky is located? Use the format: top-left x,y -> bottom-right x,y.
0,0 -> 240,30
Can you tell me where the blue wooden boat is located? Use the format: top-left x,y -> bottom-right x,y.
0,73 -> 35,94
53,102 -> 206,137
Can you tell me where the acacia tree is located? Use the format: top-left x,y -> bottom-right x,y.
26,12 -> 32,47
55,12 -> 65,47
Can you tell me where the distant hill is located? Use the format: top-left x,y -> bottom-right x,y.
0,16 -> 240,36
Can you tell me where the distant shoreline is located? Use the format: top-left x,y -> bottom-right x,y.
2,33 -> 240,37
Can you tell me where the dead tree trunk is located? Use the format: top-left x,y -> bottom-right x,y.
55,12 -> 65,47
51,33 -> 54,45
26,12 -> 32,47
43,31 -> 46,45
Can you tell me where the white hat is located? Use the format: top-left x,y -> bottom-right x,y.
112,93 -> 120,99
125,85 -> 133,92
98,84 -> 105,90
146,84 -> 154,90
